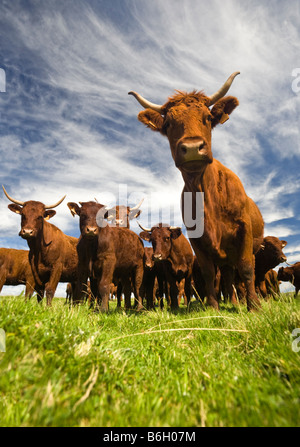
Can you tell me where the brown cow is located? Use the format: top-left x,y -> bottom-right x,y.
3,186 -> 78,305
254,236 -> 287,298
129,72 -> 264,311
104,199 -> 144,306
0,248 -> 38,298
278,262 -> 300,298
67,200 -> 145,312
139,246 -> 168,309
139,223 -> 194,310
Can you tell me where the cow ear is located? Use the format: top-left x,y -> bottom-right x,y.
8,204 -> 22,214
170,227 -> 182,239
139,231 -> 151,242
210,96 -> 239,128
281,240 -> 287,248
138,110 -> 164,133
129,209 -> 141,220
67,202 -> 81,217
44,210 -> 56,220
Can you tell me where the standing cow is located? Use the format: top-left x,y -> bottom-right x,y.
278,262 -> 300,298
254,236 -> 287,298
129,72 -> 264,311
67,200 -> 145,312
0,248 -> 38,298
3,186 -> 78,305
139,223 -> 193,310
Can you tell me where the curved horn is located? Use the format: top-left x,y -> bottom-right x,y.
2,185 -> 25,206
128,91 -> 163,113
44,195 -> 66,210
207,71 -> 240,107
129,198 -> 144,212
169,226 -> 181,230
285,261 -> 293,266
137,221 -> 151,232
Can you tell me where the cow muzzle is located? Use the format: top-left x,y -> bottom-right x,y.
176,139 -> 212,169
84,226 -> 98,237
19,228 -> 35,239
153,253 -> 163,261
280,256 -> 287,263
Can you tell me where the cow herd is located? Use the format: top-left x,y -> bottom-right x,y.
1,72 -> 299,311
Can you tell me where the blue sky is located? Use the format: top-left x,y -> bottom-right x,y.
0,0 -> 299,296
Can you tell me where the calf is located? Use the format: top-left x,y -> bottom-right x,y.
67,200 -> 145,312
0,248 -> 38,298
139,223 -> 193,310
278,262 -> 300,298
3,186 -> 78,305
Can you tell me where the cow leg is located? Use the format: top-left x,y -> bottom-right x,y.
122,279 -> 132,310
45,266 -> 62,306
34,285 -> 44,303
193,249 -> 219,310
25,281 -> 35,300
184,276 -> 192,306
220,266 -> 238,305
73,267 -> 89,305
295,287 -> 299,298
145,273 -> 155,310
132,265 -> 144,312
98,262 -> 115,312
116,282 -> 122,307
0,274 -> 6,294
237,255 -> 261,311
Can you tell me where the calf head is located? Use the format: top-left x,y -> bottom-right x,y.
104,199 -> 144,228
3,186 -> 65,240
144,247 -> 154,269
67,201 -> 105,238
139,222 -> 181,262
129,72 -> 239,173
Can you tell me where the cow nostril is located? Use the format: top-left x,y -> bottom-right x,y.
181,146 -> 187,154
198,142 -> 205,152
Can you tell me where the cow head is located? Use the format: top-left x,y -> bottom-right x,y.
129,72 -> 240,173
258,236 -> 287,266
139,222 -> 182,261
3,186 -> 65,240
277,266 -> 292,282
67,201 -> 105,238
144,247 -> 154,269
104,199 -> 144,228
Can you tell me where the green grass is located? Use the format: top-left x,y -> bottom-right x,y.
0,294 -> 300,427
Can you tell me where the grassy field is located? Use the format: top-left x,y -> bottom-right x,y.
0,293 -> 299,427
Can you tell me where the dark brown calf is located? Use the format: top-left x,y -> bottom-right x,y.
3,186 -> 78,305
67,200 -> 145,312
104,199 -> 143,228
139,223 -> 193,310
255,236 -> 287,297
130,72 -> 264,311
0,248 -> 38,298
278,262 -> 300,298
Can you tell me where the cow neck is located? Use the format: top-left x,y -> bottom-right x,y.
167,235 -> 187,275
27,220 -> 55,255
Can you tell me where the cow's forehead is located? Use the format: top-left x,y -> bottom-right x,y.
151,226 -> 170,236
23,201 -> 45,214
